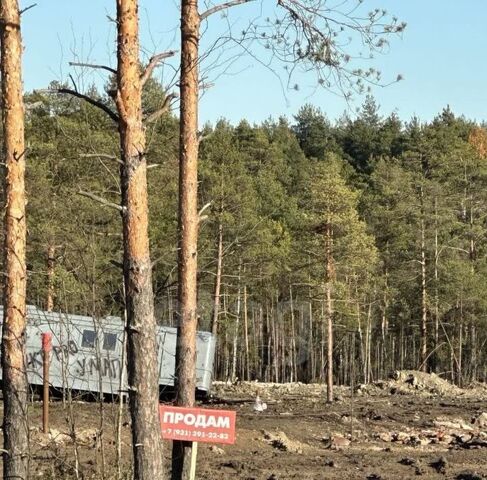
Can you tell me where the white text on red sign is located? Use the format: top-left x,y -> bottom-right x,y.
159,406 -> 236,445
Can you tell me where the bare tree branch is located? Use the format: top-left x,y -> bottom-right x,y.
68,74 -> 78,91
200,82 -> 215,90
69,61 -> 117,75
79,153 -> 118,161
79,153 -> 123,165
56,88 -> 119,123
78,189 -> 125,213
140,50 -> 178,86
20,3 -> 37,15
198,132 -> 211,144
198,202 -> 212,219
200,0 -> 254,21
144,93 -> 178,123
109,259 -> 124,269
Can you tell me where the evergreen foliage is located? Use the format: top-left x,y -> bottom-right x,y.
16,88 -> 487,384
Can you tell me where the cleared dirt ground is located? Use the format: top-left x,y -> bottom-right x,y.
6,372 -> 487,479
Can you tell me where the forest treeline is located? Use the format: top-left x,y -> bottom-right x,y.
19,85 -> 487,387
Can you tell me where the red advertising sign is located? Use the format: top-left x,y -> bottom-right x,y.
160,405 -> 236,445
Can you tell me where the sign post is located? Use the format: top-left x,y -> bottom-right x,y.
160,405 -> 236,479
189,442 -> 198,480
41,332 -> 52,434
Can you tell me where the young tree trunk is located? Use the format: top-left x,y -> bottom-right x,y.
471,323 -> 477,381
46,245 -> 55,312
326,282 -> 333,402
243,284 -> 250,380
366,300 -> 372,383
434,197 -> 439,372
320,300 -> 325,383
400,322 -> 404,370
1,2 -> 29,478
420,186 -> 428,372
222,289 -> 229,380
356,296 -> 366,383
115,1 -> 163,478
231,264 -> 242,382
258,305 -> 263,378
381,267 -> 389,378
458,297 -> 464,387
210,222 -> 223,336
391,335 -> 395,372
265,303 -> 271,382
271,298 -> 279,382
172,0 -> 200,476
450,334 -> 455,383
289,285 -> 297,383
325,223 -> 334,403
308,298 -> 314,382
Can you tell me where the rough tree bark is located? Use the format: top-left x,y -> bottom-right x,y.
1,2 -> 29,478
172,0 -> 200,477
116,1 -> 164,478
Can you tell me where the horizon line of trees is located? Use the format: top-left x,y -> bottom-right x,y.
17,88 -> 487,389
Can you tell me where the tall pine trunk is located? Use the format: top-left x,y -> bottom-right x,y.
172,0 -> 200,476
1,1 -> 29,478
116,1 -> 163,478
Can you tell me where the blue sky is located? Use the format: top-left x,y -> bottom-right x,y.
21,1 -> 487,125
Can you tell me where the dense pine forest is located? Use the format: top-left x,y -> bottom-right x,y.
20,85 -> 487,387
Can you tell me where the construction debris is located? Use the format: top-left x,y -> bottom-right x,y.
262,430 -> 304,454
209,445 -> 225,455
430,456 -> 448,474
357,370 -> 466,398
213,370 -> 487,403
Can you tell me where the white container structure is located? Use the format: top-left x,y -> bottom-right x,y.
0,305 -> 216,395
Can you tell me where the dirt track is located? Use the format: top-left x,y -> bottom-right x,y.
199,393 -> 487,480
6,372 -> 487,479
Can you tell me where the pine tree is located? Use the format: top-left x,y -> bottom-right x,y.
1,2 -> 29,477
306,156 -> 378,400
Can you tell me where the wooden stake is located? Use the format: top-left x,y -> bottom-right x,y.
189,441 -> 198,480
41,332 -> 52,434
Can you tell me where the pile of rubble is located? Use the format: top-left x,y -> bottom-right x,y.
357,370 -> 466,397
212,380 -> 323,398
262,430 -> 306,454
372,412 -> 487,449
30,426 -> 99,447
213,370 -> 487,401
212,380 -> 348,400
